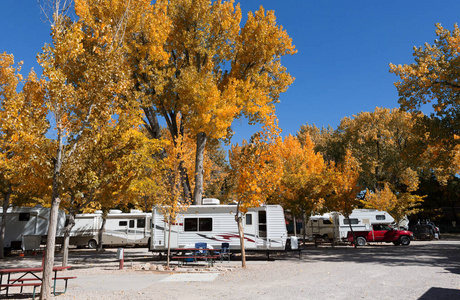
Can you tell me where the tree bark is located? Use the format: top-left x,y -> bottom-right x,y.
41,197 -> 61,300
346,215 -> 357,248
235,201 -> 246,268
237,215 -> 246,268
0,188 -> 11,259
193,132 -> 207,205
97,210 -> 108,252
41,132 -> 63,300
167,218 -> 172,268
61,214 -> 75,266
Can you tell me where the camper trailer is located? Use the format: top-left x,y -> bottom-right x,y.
69,209 -> 151,248
306,209 -> 395,242
0,206 -> 66,250
149,201 -> 288,252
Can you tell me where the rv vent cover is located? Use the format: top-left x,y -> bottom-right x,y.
202,198 -> 220,205
109,209 -> 122,214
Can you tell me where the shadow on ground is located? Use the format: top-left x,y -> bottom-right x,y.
418,287 -> 460,300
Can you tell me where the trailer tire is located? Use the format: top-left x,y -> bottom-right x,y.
356,236 -> 366,246
400,236 -> 410,246
88,239 -> 98,249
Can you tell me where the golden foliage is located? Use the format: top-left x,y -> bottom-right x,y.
390,23 -> 460,178
325,150 -> 361,216
0,52 -> 49,205
276,133 -> 326,215
228,120 -> 282,213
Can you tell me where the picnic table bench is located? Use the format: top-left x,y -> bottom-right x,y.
0,266 -> 76,299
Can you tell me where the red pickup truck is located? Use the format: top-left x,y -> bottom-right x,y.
347,224 -> 414,246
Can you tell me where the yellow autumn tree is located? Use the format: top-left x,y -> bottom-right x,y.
390,23 -> 460,181
228,121 -> 282,268
37,1 -> 138,297
325,150 -> 361,245
333,107 -> 426,224
76,0 -> 296,205
275,134 -> 327,240
0,53 -> 49,259
153,127 -> 192,268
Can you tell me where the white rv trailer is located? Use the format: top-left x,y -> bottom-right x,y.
306,209 -> 395,241
0,206 -> 66,250
149,202 -> 288,252
69,209 -> 151,248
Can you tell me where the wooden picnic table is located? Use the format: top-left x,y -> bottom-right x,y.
171,248 -> 221,267
0,266 -> 75,299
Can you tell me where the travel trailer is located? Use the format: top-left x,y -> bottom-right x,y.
68,209 -> 151,248
149,199 -> 288,252
0,206 -> 66,250
305,209 -> 395,242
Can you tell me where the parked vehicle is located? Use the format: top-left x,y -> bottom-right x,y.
305,209 -> 395,242
0,206 -> 66,250
68,209 -> 151,249
149,200 -> 288,252
410,219 -> 441,240
347,224 -> 414,246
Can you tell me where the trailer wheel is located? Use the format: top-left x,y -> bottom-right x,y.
356,236 -> 366,246
400,236 -> 410,246
88,239 -> 98,249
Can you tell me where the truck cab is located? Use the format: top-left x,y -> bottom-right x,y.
347,224 -> 413,246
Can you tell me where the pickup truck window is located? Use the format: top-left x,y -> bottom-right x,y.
374,224 -> 392,231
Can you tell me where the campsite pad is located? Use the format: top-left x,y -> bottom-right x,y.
160,273 -> 219,282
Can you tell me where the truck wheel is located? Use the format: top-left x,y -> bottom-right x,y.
393,241 -> 401,246
356,236 -> 366,246
400,236 -> 410,246
88,239 -> 98,249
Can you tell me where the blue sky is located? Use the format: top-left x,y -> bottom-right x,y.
1,1 -> 459,145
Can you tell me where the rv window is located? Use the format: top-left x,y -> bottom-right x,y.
19,213 -> 30,221
376,215 -> 386,220
119,221 -> 128,226
184,218 -> 212,231
184,218 -> 198,231
199,218 -> 213,231
323,219 -> 332,225
137,218 -> 145,228
129,220 -> 135,228
245,214 -> 253,225
343,218 -> 359,225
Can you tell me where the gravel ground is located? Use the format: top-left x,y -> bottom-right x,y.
2,237 -> 460,300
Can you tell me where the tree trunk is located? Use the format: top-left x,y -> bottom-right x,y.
237,216 -> 246,268
179,161 -> 192,201
41,134 -> 64,300
346,215 -> 357,248
293,215 -> 297,237
0,189 -> 11,259
97,210 -> 108,252
61,214 -> 75,266
167,217 -> 172,268
193,132 -> 207,205
41,197 -> 61,300
302,212 -> 307,245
